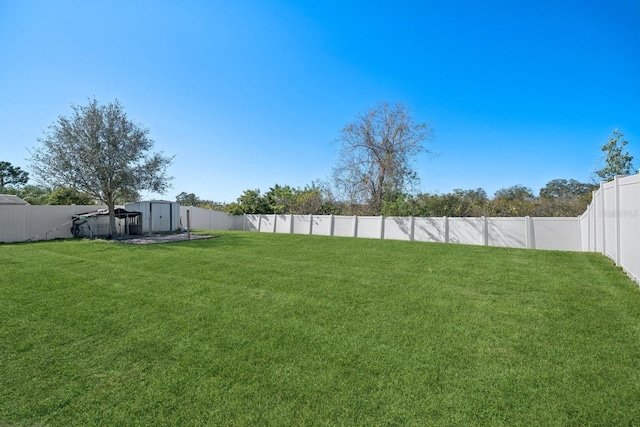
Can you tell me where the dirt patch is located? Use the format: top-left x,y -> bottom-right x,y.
114,233 -> 216,245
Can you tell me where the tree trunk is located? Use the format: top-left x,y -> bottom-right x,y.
107,199 -> 117,238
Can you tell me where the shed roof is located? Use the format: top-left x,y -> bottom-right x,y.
72,208 -> 141,220
0,194 -> 29,205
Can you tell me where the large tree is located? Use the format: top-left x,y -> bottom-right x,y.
30,98 -> 173,236
594,129 -> 635,182
539,179 -> 595,200
0,161 -> 29,191
333,102 -> 434,214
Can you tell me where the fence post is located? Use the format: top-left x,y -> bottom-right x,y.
290,214 -> 294,234
257,215 -> 262,232
525,216 -> 536,249
482,216 -> 489,246
590,191 -> 595,251
24,205 -> 30,242
614,176 -> 621,265
330,214 -> 335,236
352,215 -> 358,238
443,216 -> 449,243
380,215 -> 385,240
186,209 -> 191,241
273,214 -> 277,233
410,216 -> 415,241
309,214 -> 314,235
600,182 -> 606,255
243,213 -> 246,232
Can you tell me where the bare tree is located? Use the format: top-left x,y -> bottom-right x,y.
30,98 -> 173,237
333,102 -> 434,214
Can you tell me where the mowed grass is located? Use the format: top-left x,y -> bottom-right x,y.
1,232 -> 640,426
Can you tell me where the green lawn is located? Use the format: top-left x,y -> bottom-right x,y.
1,232 -> 640,426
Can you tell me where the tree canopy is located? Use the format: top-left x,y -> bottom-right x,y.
30,98 -> 173,236
594,129 -> 635,182
0,161 -> 29,192
332,102 -> 434,214
539,179 -> 595,200
47,187 -> 94,205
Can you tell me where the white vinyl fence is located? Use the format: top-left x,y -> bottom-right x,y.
0,204 -> 107,242
180,207 -> 244,231
2,174 -> 639,285
234,213 -> 582,251
580,174 -> 640,284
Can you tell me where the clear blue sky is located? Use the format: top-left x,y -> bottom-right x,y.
1,0 -> 638,203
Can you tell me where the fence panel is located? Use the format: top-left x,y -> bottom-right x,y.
182,206 -> 210,230
414,217 -> 444,242
274,214 -> 291,234
293,215 -> 311,234
258,215 -> 275,233
579,206 -> 591,252
0,205 -> 108,242
617,175 -> 640,282
179,207 -> 236,230
312,215 -> 333,236
533,218 -> 581,251
357,216 -> 381,239
333,215 -> 353,237
448,217 -> 483,245
27,206 -> 74,240
244,214 -> 260,231
602,181 -> 618,260
579,174 -> 640,284
384,217 -> 413,241
0,205 -> 28,242
488,218 -> 526,248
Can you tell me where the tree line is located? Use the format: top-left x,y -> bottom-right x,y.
176,179 -> 596,218
175,104 -> 634,218
1,99 -> 635,236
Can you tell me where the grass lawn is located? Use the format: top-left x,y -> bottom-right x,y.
1,231 -> 640,426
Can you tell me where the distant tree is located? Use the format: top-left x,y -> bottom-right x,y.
226,189 -> 270,215
47,186 -> 94,205
539,179 -> 595,200
489,185 -> 536,217
264,184 -> 296,214
493,185 -> 534,201
30,98 -> 173,237
175,192 -> 227,211
0,161 -> 29,192
536,179 -> 595,217
290,181 -> 340,215
449,188 -> 489,216
176,192 -> 201,206
594,129 -> 635,182
333,102 -> 434,214
198,200 -> 228,212
13,184 -> 51,205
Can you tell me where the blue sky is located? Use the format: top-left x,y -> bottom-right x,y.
1,0 -> 638,203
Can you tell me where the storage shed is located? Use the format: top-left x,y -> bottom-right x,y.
124,200 -> 181,233
71,208 -> 141,238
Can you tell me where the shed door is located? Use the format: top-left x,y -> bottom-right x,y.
152,203 -> 171,232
